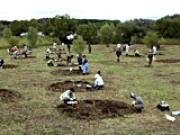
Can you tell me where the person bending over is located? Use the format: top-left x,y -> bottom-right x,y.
130,92 -> 144,112
60,88 -> 78,105
94,70 -> 104,90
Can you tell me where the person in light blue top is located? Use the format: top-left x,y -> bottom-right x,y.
82,55 -> 89,75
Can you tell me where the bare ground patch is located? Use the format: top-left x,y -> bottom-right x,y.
57,100 -> 135,120
156,59 -> 180,63
2,64 -> 18,69
0,89 -> 21,101
48,80 -> 94,92
51,69 -> 83,76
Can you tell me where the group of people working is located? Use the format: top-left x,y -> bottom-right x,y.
115,44 -> 141,63
8,44 -> 29,59
60,70 -> 105,105
115,44 -> 158,66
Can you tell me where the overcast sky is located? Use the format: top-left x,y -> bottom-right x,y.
0,0 -> 180,21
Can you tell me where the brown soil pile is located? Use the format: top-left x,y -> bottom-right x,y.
51,69 -> 82,76
55,63 -> 78,67
2,64 -> 17,69
156,59 -> 180,63
48,80 -> 93,92
17,55 -> 36,59
57,100 -> 135,120
0,89 -> 21,101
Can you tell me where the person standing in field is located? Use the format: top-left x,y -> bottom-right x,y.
116,44 -> 122,62
88,44 -> 92,54
125,44 -> 130,56
147,50 -> 154,66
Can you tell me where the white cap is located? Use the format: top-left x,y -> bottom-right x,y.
117,44 -> 121,48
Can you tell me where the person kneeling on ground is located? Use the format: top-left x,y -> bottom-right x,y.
67,54 -> 73,65
94,70 -> 104,90
21,44 -> 28,58
130,92 -> 144,112
0,59 -> 4,68
60,88 -> 78,105
82,55 -> 89,75
157,101 -> 170,111
47,59 -> 55,67
134,49 -> 141,57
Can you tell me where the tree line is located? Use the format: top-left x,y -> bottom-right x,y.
0,14 -> 180,48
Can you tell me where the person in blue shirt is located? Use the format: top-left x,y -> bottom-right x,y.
82,55 -> 89,75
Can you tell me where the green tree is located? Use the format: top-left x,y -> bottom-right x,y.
10,20 -> 28,36
53,15 -> 77,41
76,23 -> 98,44
3,27 -> 12,39
99,23 -> 115,47
73,36 -> 86,54
143,32 -> 159,48
8,36 -> 20,46
28,27 -> 38,47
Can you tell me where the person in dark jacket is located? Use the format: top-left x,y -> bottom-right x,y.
0,59 -> 4,68
88,44 -> 92,54
147,50 -> 154,66
116,44 -> 122,62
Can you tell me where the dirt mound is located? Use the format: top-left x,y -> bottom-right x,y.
57,100 -> 135,120
48,80 -> 93,92
2,64 -> 17,69
156,59 -> 180,63
55,63 -> 78,67
0,89 -> 21,101
51,69 -> 82,76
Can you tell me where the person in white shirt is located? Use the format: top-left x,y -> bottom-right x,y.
152,46 -> 157,55
60,88 -> 78,105
125,44 -> 130,56
61,42 -> 65,51
94,70 -> 104,90
52,41 -> 57,52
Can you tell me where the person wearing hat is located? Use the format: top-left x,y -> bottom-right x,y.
94,70 -> 104,90
130,93 -> 144,112
60,88 -> 78,105
116,44 -> 122,62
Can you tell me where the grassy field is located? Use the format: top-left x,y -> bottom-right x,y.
0,44 -> 180,135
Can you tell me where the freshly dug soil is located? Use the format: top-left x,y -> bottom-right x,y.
17,55 -> 36,59
0,89 -> 21,101
48,80 -> 93,92
2,64 -> 17,69
156,59 -> 180,63
55,63 -> 78,67
57,100 -> 135,120
51,69 -> 82,76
